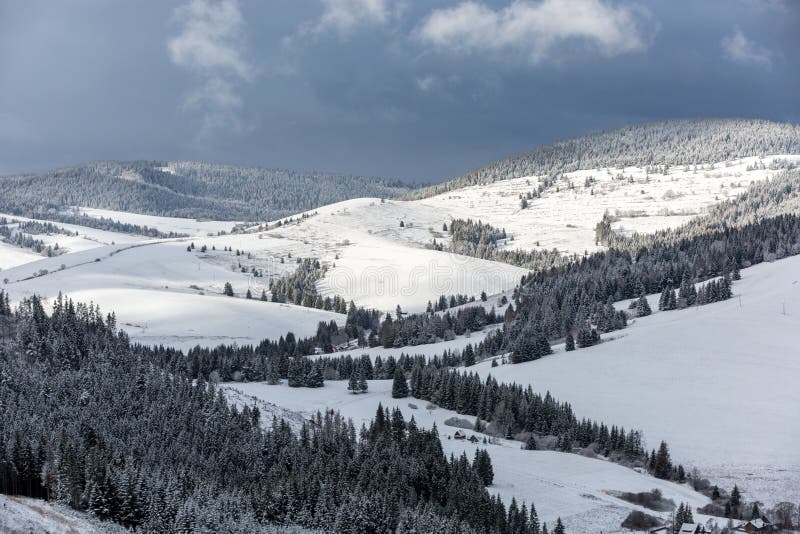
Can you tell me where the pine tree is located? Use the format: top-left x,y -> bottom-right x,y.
245,289 -> 252,299
380,314 -> 395,348
391,367 -> 408,398
305,364 -> 324,388
223,282 -> 234,297
358,372 -> 368,393
463,344 -> 475,367
654,441 -> 672,479
473,449 -> 494,486
348,363 -> 360,394
564,333 -> 575,351
636,295 -> 652,317
730,484 -> 741,507
553,517 -> 565,534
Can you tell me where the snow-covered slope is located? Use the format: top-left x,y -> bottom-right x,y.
0,211 -> 148,271
0,494 -> 125,534
2,234 -> 343,349
77,206 -> 238,236
224,379 -> 711,531
416,155 -> 800,253
469,254 -> 800,508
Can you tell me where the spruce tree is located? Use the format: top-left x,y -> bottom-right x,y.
636,295 -> 652,317
463,344 -> 475,367
358,372 -> 368,393
654,441 -> 672,479
223,282 -> 234,297
305,364 -> 324,388
564,333 -> 575,351
473,449 -> 494,486
392,367 -> 409,398
348,364 -> 360,394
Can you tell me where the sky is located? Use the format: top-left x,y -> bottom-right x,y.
0,0 -> 798,183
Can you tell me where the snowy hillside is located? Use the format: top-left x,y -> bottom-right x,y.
0,494 -> 125,534
223,379 -> 711,532
3,154 -> 797,346
1,225 -> 344,349
469,254 -> 800,508
415,155 -> 800,254
0,159 -> 411,221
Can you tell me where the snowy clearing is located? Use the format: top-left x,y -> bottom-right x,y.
470,254 -> 800,508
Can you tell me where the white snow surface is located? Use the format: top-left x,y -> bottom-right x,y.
470,255 -> 800,508
76,207 -> 238,236
417,155 -> 800,254
224,379 -> 711,531
2,237 -> 343,350
0,494 -> 125,533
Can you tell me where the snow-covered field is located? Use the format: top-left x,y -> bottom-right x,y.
417,155 -> 800,254
223,379 -> 711,531
2,235 -> 343,349
0,240 -> 43,270
469,254 -> 800,508
76,206 -> 238,236
0,494 -> 125,534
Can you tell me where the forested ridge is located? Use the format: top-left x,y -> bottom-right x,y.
0,160 -> 411,221
406,119 -> 800,199
0,296 -> 568,533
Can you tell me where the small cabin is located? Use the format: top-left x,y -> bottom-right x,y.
678,524 -> 704,534
735,517 -> 775,533
453,430 -> 466,440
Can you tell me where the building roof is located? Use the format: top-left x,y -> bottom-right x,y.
737,518 -> 771,528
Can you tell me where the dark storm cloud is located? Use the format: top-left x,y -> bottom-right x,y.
0,0 -> 797,182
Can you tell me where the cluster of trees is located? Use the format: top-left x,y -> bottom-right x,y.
267,258 -> 350,313
671,503 -> 695,532
406,365 -> 666,469
0,295 -> 573,533
268,258 -> 326,307
16,220 -> 76,237
406,119 -> 800,199
346,360 -> 369,393
0,220 -> 65,257
441,218 -> 568,271
445,218 -> 508,258
0,160 -> 410,221
377,306 -> 500,349
658,274 -> 733,311
697,483 -> 781,524
427,293 -> 477,312
481,209 -> 800,364
4,209 -> 189,239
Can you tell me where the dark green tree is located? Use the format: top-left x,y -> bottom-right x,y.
392,366 -> 409,398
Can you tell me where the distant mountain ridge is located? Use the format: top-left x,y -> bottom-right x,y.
0,160 -> 411,221
406,118 -> 800,199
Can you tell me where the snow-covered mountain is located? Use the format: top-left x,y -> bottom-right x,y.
3,119 -> 800,532
0,160 -> 411,221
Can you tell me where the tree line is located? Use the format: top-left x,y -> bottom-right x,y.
0,295 -> 569,533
